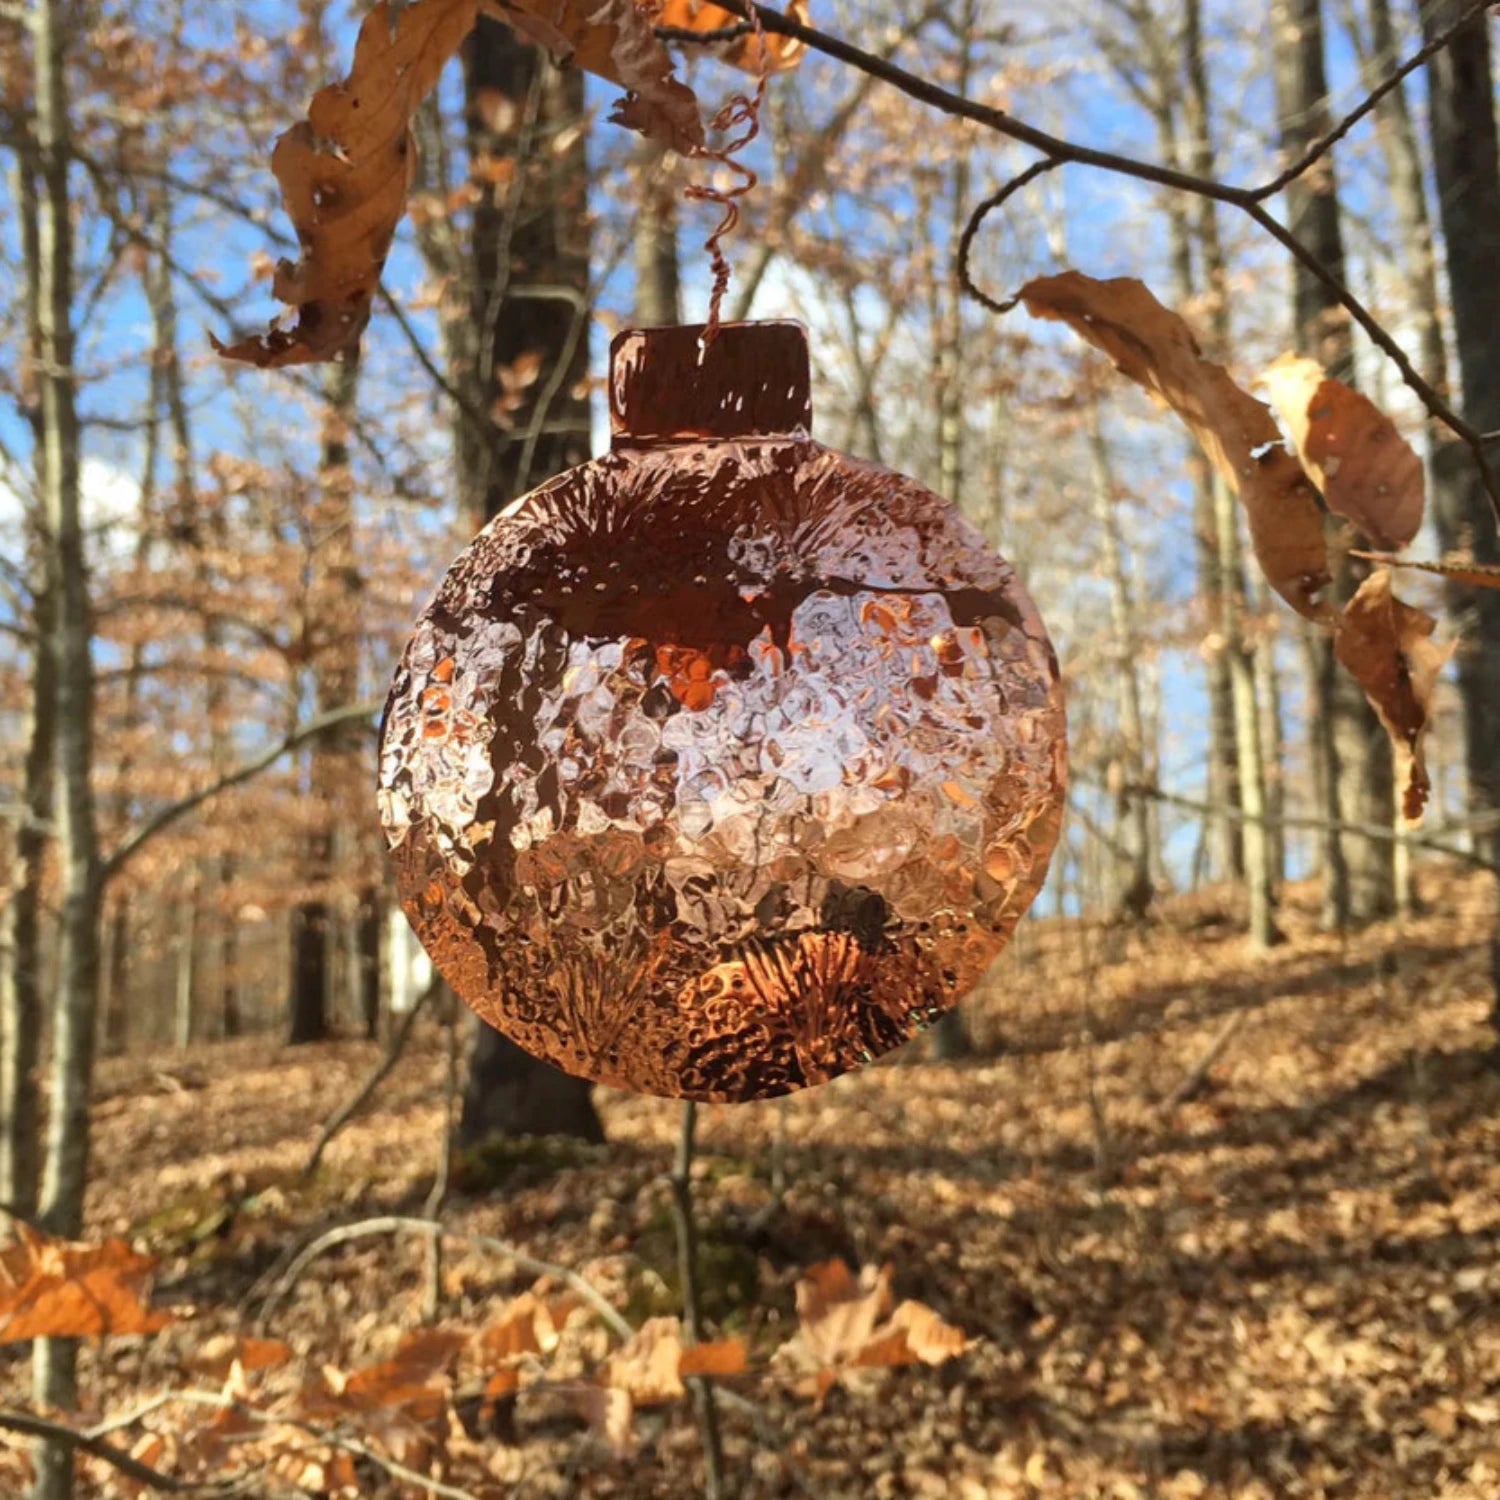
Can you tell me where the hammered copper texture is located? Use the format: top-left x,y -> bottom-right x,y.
379,322 -> 1067,1102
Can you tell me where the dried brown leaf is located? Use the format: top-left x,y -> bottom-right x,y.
1353,551 -> 1500,591
850,1299 -> 969,1368
187,1334 -> 293,1382
657,0 -> 811,73
679,1336 -> 749,1379
215,0 -> 482,367
1334,570 -> 1452,823
1258,354 -> 1424,550
604,1315 -> 687,1404
1020,272 -> 1332,620
793,1259 -> 894,1368
0,1226 -> 173,1343
501,0 -> 705,152
570,1384 -> 636,1457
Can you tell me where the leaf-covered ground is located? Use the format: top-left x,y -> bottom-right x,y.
4,864 -> 1499,1498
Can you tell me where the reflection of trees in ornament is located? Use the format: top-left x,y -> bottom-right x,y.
380,322 -> 1066,1100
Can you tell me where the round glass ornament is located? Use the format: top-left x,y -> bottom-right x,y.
378,321 -> 1066,1102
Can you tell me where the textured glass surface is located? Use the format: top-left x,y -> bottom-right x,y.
379,332 -> 1066,1102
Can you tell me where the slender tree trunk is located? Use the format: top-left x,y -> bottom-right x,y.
930,0 -> 980,1061
1,85 -> 53,1225
288,354 -> 361,1045
634,141 -> 680,327
1087,411 -> 1153,918
30,3 -> 103,1494
1184,0 -> 1276,945
454,20 -> 602,1144
1270,0 -> 1395,927
1150,82 -> 1241,884
1417,0 -> 1500,1006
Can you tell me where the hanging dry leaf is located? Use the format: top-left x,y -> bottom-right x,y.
1353,551 -> 1500,591
499,0 -> 705,152
656,0 -> 811,73
1257,353 -> 1425,551
1020,272 -> 1332,620
1334,571 -> 1452,822
0,1226 -> 173,1343
215,0 -> 482,367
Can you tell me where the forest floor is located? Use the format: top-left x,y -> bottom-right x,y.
4,863 -> 1500,1499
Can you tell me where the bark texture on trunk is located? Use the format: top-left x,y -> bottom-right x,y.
288,354 -> 362,1046
30,2 -> 102,1494
1418,0 -> 1500,1002
1271,0 -> 1395,927
452,20 -> 602,1143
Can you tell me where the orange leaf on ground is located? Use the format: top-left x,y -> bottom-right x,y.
603,1315 -> 749,1404
657,0 -> 811,73
569,1384 -> 636,1457
1354,551 -> 1500,591
187,1335 -> 293,1382
0,1226 -> 173,1343
1020,272 -> 1332,620
215,0 -> 482,367
1334,571 -> 1452,823
781,1259 -> 970,1401
679,1337 -> 749,1379
1258,354 -> 1425,551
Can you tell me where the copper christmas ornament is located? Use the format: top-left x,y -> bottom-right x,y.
379,322 -> 1066,1101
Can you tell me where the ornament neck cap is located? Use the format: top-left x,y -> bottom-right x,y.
609,321 -> 812,448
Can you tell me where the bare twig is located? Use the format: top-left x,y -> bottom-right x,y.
300,980 -> 437,1180
711,0 -> 1500,519
1127,781 -> 1500,876
422,993 -> 461,1323
669,1103 -> 727,1500
1162,1011 -> 1248,1114
102,700 -> 380,881
0,1405 -> 238,1495
254,1216 -> 632,1341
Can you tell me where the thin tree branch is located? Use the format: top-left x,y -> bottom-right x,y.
1129,782 -> 1500,876
0,1406 -> 235,1494
253,1216 -> 633,1341
300,980 -> 438,1180
713,0 -> 1500,520
101,700 -> 380,882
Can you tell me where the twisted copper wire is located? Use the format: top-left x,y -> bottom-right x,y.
683,5 -> 770,344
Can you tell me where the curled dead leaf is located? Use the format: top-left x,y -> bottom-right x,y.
657,0 -> 811,73
499,0 -> 705,153
1334,571 -> 1452,823
0,1225 -> 174,1343
603,1315 -> 749,1404
1258,353 -> 1424,551
1020,272 -> 1331,620
215,0 -> 483,367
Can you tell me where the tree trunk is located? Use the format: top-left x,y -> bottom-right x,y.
1270,0 -> 1395,927
929,0 -> 979,1061
1087,411 -> 1154,919
1184,0 -> 1276,945
31,2 -> 103,1494
1,81 -> 54,1225
453,19 -> 602,1142
287,354 -> 362,1045
1417,0 -> 1500,1004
